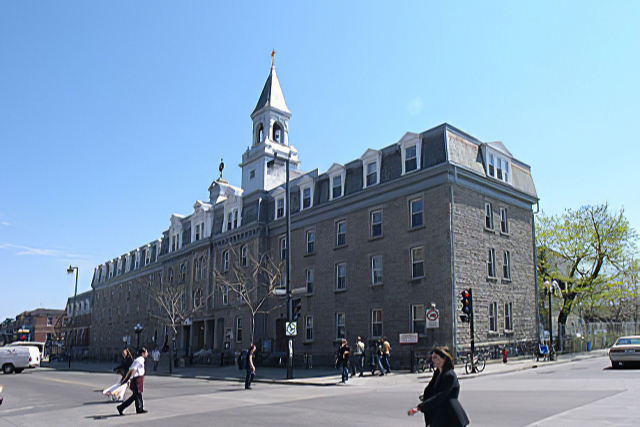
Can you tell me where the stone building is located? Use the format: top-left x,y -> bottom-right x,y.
89,60 -> 538,367
60,290 -> 93,359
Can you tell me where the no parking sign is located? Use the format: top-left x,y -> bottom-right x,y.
426,308 -> 439,329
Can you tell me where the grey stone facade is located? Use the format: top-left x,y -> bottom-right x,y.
87,64 -> 538,367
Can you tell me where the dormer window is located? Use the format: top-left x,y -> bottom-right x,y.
195,224 -> 200,241
276,196 -> 285,219
485,147 -> 511,184
405,145 -> 417,173
273,122 -> 283,143
398,132 -> 421,175
332,175 -> 342,199
227,213 -> 232,231
366,162 -> 377,186
302,187 -> 312,210
233,210 -> 238,228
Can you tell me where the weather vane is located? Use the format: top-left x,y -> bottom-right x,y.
271,49 -> 275,66
219,158 -> 224,179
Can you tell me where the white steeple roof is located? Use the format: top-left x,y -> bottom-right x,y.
252,63 -> 290,116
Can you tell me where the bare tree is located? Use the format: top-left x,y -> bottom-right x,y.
145,267 -> 208,374
213,245 -> 285,345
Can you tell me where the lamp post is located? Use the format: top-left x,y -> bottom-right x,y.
544,279 -> 558,361
66,265 -> 78,369
134,323 -> 144,350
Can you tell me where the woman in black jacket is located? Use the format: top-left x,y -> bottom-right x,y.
408,347 -> 469,427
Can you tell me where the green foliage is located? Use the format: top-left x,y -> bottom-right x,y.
536,204 -> 638,330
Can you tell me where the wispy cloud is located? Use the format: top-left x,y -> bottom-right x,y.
406,97 -> 423,116
1,222 -> 10,226
0,242 -> 92,260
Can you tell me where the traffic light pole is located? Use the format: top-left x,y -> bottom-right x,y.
285,154 -> 293,380
469,288 -> 476,373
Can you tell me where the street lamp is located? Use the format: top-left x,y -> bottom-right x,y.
544,279 -> 558,361
134,323 -> 144,350
66,265 -> 78,369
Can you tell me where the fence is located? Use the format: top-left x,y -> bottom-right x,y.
560,321 -> 639,353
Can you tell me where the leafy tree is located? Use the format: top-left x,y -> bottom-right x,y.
536,204 -> 637,345
213,245 -> 285,345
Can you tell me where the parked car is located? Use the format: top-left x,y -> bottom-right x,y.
0,347 -> 31,374
7,341 -> 48,363
608,335 -> 640,368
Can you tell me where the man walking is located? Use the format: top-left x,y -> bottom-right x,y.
117,347 -> 148,415
351,336 -> 365,377
151,347 -> 160,372
338,339 -> 350,383
381,337 -> 391,374
245,344 -> 256,389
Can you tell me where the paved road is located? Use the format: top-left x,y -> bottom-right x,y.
1,351 -> 637,427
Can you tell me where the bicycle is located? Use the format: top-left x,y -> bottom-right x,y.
464,351 -> 486,374
416,355 -> 433,373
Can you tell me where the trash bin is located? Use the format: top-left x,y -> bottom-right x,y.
587,341 -> 592,351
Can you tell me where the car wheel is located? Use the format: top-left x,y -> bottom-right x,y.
2,364 -> 14,374
611,360 -> 620,369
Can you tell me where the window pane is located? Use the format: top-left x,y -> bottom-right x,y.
411,199 -> 423,228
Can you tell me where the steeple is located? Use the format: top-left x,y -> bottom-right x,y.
241,54 -> 299,195
251,51 -> 290,117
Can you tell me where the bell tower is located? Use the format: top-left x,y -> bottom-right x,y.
240,52 -> 300,194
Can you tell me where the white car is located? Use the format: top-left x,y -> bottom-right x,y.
608,335 -> 640,368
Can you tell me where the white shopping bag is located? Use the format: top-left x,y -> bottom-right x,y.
103,381 -> 128,401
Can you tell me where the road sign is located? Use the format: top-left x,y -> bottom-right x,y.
426,308 -> 439,329
399,333 -> 419,344
285,321 -> 297,337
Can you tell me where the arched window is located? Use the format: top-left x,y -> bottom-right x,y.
273,122 -> 282,143
256,123 -> 264,145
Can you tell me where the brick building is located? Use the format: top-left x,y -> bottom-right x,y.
2,308 -> 64,348
88,60 -> 538,367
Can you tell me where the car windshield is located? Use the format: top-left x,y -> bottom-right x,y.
615,338 -> 640,346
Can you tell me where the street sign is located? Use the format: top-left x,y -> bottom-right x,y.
426,308 -> 439,329
285,321 -> 297,337
399,333 -> 419,344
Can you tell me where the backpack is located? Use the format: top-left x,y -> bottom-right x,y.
238,350 -> 247,370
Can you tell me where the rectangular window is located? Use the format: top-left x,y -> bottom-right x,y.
370,210 -> 382,238
236,317 -> 243,343
500,207 -> 508,233
336,313 -> 346,339
504,302 -> 513,331
489,302 -> 497,332
487,248 -> 496,277
233,209 -> 238,228
371,255 -> 383,285
485,203 -> 493,229
411,304 -> 426,334
47,316 -> 53,326
503,161 -> 509,182
280,237 -> 287,260
503,251 -> 511,280
405,145 -> 417,172
336,263 -> 346,290
222,285 -> 228,305
305,315 -> 314,341
195,224 -> 200,241
488,154 -> 495,177
241,245 -> 247,267
336,221 -> 346,246
366,162 -> 377,186
223,250 -> 229,272
411,199 -> 423,228
306,230 -> 315,254
302,187 -> 311,209
227,212 -> 233,231
411,247 -> 424,279
332,175 -> 342,199
306,268 -> 314,294
276,197 -> 284,219
497,157 -> 504,180
371,309 -> 383,337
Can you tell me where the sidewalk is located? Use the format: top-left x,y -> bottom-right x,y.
45,349 -> 608,387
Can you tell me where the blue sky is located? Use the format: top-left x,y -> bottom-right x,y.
1,1 -> 639,321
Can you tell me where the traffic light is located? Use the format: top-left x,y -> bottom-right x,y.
460,289 -> 471,322
292,299 -> 302,321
